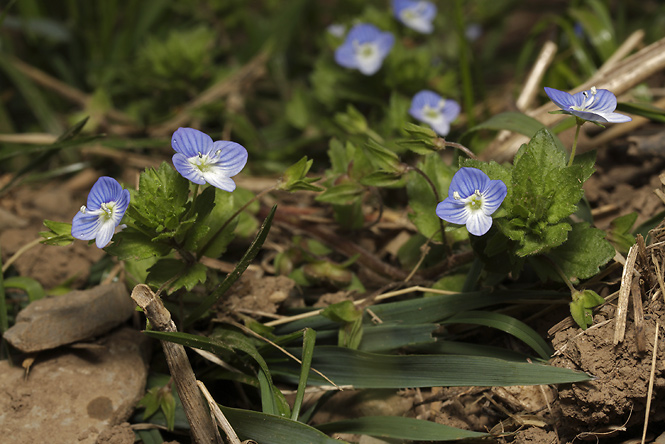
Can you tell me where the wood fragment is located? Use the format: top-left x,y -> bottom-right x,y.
642,322 -> 659,444
631,278 -> 646,353
516,41 -> 558,112
130,284 -> 222,444
482,35 -> 665,162
615,245 -> 638,345
197,380 -> 242,444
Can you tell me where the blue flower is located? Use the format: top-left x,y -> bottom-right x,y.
71,177 -> 130,248
544,86 -> 632,124
334,23 -> 395,75
436,168 -> 507,237
409,90 -> 461,136
393,0 -> 437,34
172,127 -> 248,192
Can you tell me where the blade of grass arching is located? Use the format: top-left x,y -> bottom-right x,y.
442,311 -> 553,360
0,54 -> 62,134
568,7 -> 616,61
413,340 -> 537,362
552,16 -> 596,78
358,324 -> 437,352
616,102 -> 665,123
273,289 -> 567,334
316,416 -> 488,441
3,277 -> 45,302
273,346 -> 590,388
258,369 -> 279,416
291,328 -> 315,421
184,205 -> 276,327
220,406 -> 344,444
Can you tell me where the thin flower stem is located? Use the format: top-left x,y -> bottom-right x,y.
568,119 -> 583,167
408,166 -> 449,254
549,256 -> 577,293
196,183 -> 278,259
435,138 -> 478,160
2,237 -> 42,273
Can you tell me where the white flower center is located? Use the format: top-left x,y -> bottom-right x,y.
189,150 -> 223,173
354,41 -> 377,61
80,201 -> 116,221
570,86 -> 597,112
463,190 -> 483,211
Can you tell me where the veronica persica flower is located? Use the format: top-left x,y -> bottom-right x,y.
436,168 -> 507,237
409,90 -> 461,137
544,86 -> 632,124
393,0 -> 437,34
334,23 -> 395,76
171,127 -> 248,192
71,177 -> 130,248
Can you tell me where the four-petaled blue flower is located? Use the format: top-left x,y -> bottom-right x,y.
392,0 -> 437,34
544,86 -> 632,124
334,23 -> 395,76
71,176 -> 130,248
409,90 -> 461,136
436,168 -> 507,237
172,127 -> 248,192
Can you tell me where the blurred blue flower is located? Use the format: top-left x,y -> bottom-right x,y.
544,86 -> 632,123
393,0 -> 437,34
171,127 -> 248,192
409,90 -> 460,136
327,23 -> 346,38
334,23 -> 394,75
72,177 -> 130,248
436,168 -> 507,237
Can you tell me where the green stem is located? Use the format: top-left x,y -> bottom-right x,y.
568,119 -> 583,167
454,0 -> 474,127
197,184 -> 278,259
408,166 -> 449,254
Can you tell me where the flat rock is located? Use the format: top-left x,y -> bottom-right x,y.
0,327 -> 151,444
4,283 -> 135,353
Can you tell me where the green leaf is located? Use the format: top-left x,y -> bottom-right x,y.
362,139 -> 400,173
317,416 -> 487,441
462,112 -> 566,152
279,156 -> 323,192
608,212 -> 637,253
398,122 -> 438,155
321,300 -> 363,349
536,222 -> 615,282
146,259 -> 207,292
358,170 -> 403,187
105,228 -> 172,261
195,188 -> 238,258
358,324 -> 436,352
291,328 -> 316,421
315,183 -> 364,205
39,219 -> 75,246
3,276 -> 45,302
130,162 -> 190,233
274,346 -> 590,388
442,311 -> 553,360
185,205 -> 276,326
220,406 -> 343,444
406,154 -> 455,242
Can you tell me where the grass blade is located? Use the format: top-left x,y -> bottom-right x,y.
291,328 -> 315,421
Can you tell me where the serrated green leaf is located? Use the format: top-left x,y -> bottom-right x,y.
545,222 -> 615,282
358,170 -> 403,187
146,259 -> 207,292
104,228 -> 172,260
362,139 -> 400,173
279,156 -> 322,192
132,162 -> 190,232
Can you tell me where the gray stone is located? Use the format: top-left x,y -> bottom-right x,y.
0,327 -> 151,444
4,283 -> 135,353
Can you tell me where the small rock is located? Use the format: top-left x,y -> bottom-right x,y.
4,283 -> 135,353
0,207 -> 28,231
0,327 -> 150,444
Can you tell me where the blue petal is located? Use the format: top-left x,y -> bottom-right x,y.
202,173 -> 237,192
211,141 -> 248,176
87,176 -> 122,210
436,198 -> 469,225
335,40 -> 358,69
72,212 -> 102,241
392,0 -> 412,14
465,212 -> 493,236
172,127 -> 213,157
588,89 -> 618,113
448,167 -> 490,199
598,111 -> 632,123
441,99 -> 461,123
346,23 -> 382,44
95,219 -> 116,248
480,179 -> 508,215
113,189 -> 131,224
172,153 -> 207,185
410,90 -> 442,113
544,87 -> 575,110
374,32 -> 395,56
569,110 -> 608,123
